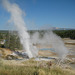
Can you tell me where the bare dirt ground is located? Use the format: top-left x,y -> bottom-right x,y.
38,38 -> 75,57
0,38 -> 75,69
0,38 -> 75,59
63,38 -> 75,58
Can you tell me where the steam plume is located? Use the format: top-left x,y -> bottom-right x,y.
31,31 -> 68,60
2,0 -> 38,58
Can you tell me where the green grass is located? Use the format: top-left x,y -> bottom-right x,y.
0,59 -> 75,75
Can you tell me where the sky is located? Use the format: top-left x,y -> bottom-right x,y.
0,0 -> 75,30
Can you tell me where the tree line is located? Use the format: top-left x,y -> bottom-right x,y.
0,30 -> 75,50
53,30 -> 75,39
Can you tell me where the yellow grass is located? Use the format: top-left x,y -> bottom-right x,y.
0,59 -> 75,75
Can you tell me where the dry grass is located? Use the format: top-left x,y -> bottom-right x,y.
0,59 -> 75,75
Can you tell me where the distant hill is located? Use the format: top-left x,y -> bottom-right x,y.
40,27 -> 75,30
0,27 -> 75,33
51,27 -> 75,30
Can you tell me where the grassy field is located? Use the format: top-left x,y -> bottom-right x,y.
0,59 -> 75,75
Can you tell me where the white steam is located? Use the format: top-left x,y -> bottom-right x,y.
31,31 -> 68,60
2,0 -> 38,58
2,0 -> 68,60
